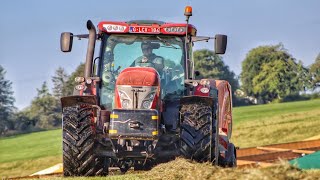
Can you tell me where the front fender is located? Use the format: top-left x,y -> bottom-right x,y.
180,96 -> 215,107
61,95 -> 97,109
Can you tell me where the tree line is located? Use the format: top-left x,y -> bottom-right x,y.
0,64 -> 84,136
194,45 -> 319,104
0,43 -> 319,136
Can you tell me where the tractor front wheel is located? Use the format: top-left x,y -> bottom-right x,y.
179,102 -> 217,162
62,104 -> 109,176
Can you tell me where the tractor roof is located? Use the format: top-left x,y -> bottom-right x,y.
98,20 -> 197,36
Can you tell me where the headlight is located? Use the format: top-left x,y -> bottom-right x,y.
192,81 -> 199,87
141,92 -> 156,109
142,100 -> 151,109
86,78 -> 92,84
149,92 -> 155,99
118,90 -> 131,108
143,92 -> 155,100
75,76 -> 85,83
75,84 -> 85,90
200,87 -> 210,93
119,91 -> 129,99
200,79 -> 210,86
122,99 -> 130,108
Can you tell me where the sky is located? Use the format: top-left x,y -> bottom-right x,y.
1,0 -> 320,110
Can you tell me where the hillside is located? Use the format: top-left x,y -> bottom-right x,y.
0,99 -> 320,178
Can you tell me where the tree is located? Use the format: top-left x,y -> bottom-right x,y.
296,60 -> 313,92
36,81 -> 51,97
14,64 -> 85,132
23,82 -> 61,129
310,53 -> 320,90
241,44 -> 288,96
252,60 -> 301,102
193,49 -> 239,91
52,67 -> 69,99
241,44 -> 310,103
0,65 -> 15,134
64,63 -> 85,96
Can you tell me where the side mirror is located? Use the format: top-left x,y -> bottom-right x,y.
214,34 -> 227,54
60,32 -> 73,52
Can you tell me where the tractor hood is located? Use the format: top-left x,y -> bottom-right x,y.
114,67 -> 160,109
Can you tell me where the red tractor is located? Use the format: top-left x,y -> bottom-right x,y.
60,6 -> 236,176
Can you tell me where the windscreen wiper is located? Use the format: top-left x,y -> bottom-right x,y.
156,36 -> 179,49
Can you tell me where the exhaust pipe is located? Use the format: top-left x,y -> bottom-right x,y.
84,20 -> 96,78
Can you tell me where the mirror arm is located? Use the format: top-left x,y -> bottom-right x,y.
73,34 -> 89,40
73,34 -> 101,40
191,36 -> 214,42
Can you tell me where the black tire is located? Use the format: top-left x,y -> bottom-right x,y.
219,143 -> 237,167
179,102 -> 216,162
227,144 -> 237,168
62,104 -> 109,176
228,152 -> 237,167
134,160 -> 153,171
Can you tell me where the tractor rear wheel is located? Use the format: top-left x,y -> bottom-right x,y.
62,104 -> 109,176
179,102 -> 217,162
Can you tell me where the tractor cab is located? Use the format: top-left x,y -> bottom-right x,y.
95,20 -> 197,141
98,31 -> 186,110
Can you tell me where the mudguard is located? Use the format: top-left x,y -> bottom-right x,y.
210,80 -> 232,139
61,95 -> 97,108
61,95 -> 102,133
180,96 -> 215,107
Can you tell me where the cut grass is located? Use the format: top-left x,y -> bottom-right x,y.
0,156 -> 62,178
132,158 -> 320,180
28,158 -> 320,180
0,99 -> 320,178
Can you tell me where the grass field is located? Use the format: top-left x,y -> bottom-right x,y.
0,99 -> 320,178
0,129 -> 62,177
232,99 -> 320,147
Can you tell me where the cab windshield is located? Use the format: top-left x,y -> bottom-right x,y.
100,34 -> 185,109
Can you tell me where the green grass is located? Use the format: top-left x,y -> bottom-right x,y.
233,99 -> 320,124
0,129 -> 62,177
0,129 -> 62,163
0,99 -> 320,178
232,99 -> 320,148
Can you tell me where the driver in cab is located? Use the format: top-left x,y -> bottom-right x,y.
131,42 -> 164,73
